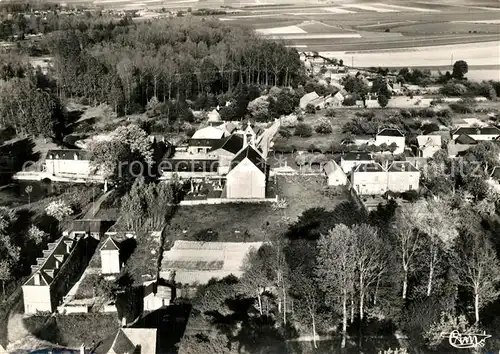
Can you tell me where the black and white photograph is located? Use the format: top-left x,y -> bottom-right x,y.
0,0 -> 498,353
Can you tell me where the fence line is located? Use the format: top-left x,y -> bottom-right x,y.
179,196 -> 278,206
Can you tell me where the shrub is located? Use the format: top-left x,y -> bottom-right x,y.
278,127 -> 292,138
449,102 -> 472,114
378,94 -> 389,108
193,228 -> 219,242
325,108 -> 336,117
343,96 -> 356,106
281,114 -> 298,128
314,118 -> 333,134
419,108 -> 436,118
305,103 -> 316,114
294,123 -> 313,137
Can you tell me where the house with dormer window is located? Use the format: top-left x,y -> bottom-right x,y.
452,126 -> 500,141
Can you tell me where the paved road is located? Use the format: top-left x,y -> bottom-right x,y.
258,119 -> 281,158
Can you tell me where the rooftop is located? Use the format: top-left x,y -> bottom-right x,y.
24,236 -> 76,286
230,145 -> 268,174
417,135 -> 442,148
210,134 -> 244,155
323,160 -> 343,175
377,128 -> 404,137
46,149 -> 91,160
191,126 -> 225,140
454,134 -> 478,145
341,151 -> 373,161
453,126 -> 500,136
388,161 -> 419,173
354,162 -> 385,173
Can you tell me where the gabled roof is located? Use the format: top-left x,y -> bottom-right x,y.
453,126 -> 500,136
341,151 -> 373,161
100,236 -> 119,251
417,135 -> 441,148
46,149 -> 91,160
323,160 -> 343,176
377,128 -> 404,137
354,162 -> 385,173
230,145 -> 268,174
454,134 -> 478,145
388,161 -> 418,172
207,109 -> 221,122
111,329 -> 137,354
191,126 -> 224,140
211,134 -> 244,155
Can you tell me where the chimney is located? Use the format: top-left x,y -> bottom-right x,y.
34,272 -> 40,285
74,153 -> 78,160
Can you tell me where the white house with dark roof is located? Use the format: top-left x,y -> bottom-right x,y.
375,128 -> 405,154
300,92 -> 320,110
340,151 -> 374,174
323,160 -> 348,186
417,135 -> 442,158
100,237 -> 121,275
210,134 -> 244,175
226,145 -> 268,199
447,134 -> 478,158
143,278 -> 172,311
44,149 -> 93,177
351,161 -> 420,195
387,161 -> 420,193
452,126 -> 500,141
22,236 -> 78,314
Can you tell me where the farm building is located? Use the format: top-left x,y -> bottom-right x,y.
44,149 -> 94,178
226,145 -> 268,199
447,134 -> 478,158
323,160 -> 348,186
452,126 -> 500,141
416,135 -> 442,158
160,241 -> 264,289
375,128 -> 405,155
340,151 -> 374,174
300,92 -> 320,109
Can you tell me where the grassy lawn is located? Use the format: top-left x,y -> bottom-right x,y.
122,230 -> 161,285
276,175 -> 348,221
23,313 -> 120,348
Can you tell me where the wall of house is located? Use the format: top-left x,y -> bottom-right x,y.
22,285 -> 51,314
421,146 -> 440,158
387,172 -> 420,193
101,249 -> 120,274
144,294 -> 170,312
352,172 -> 388,195
226,159 -> 266,199
327,171 -> 348,186
375,136 -> 405,154
340,159 -> 373,174
187,146 -> 211,154
45,159 -> 91,177
212,149 -> 236,175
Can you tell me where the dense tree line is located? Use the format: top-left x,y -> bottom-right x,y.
46,17 -> 304,117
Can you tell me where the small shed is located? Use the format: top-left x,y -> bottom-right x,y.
100,237 -> 120,275
300,92 -> 320,110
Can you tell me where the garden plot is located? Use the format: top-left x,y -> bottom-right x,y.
256,25 -> 306,35
322,7 -> 357,14
391,22 -> 500,34
341,4 -> 399,12
370,2 -> 441,12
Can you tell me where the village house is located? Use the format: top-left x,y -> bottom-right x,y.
299,92 -> 320,110
375,128 -> 406,155
226,144 -> 268,199
387,161 -> 420,193
44,149 -> 94,177
416,134 -> 442,158
22,236 -> 81,314
340,151 -> 374,174
447,134 -> 478,158
351,161 -> 420,195
207,109 -> 222,127
143,278 -> 172,312
105,328 -> 157,354
187,126 -> 225,154
323,160 -> 348,186
452,126 -> 500,141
